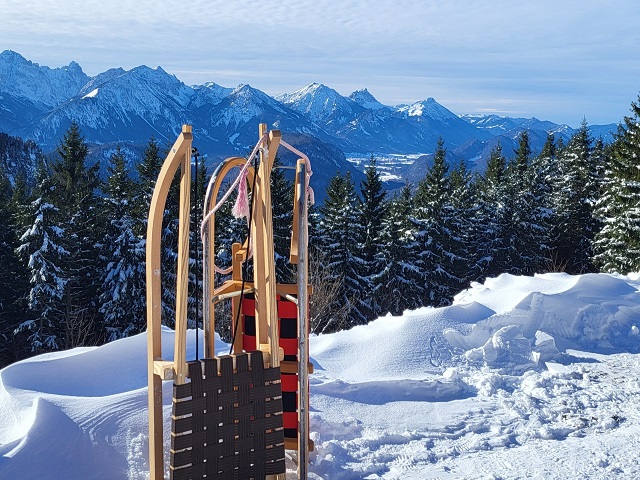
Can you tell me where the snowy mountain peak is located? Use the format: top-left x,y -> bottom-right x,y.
349,88 -> 386,110
276,82 -> 364,127
276,82 -> 332,103
65,61 -> 83,75
397,97 -> 459,122
190,82 -> 232,108
230,83 -> 277,105
0,49 -> 89,108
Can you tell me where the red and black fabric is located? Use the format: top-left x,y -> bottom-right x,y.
238,292 -> 308,444
278,296 -> 299,440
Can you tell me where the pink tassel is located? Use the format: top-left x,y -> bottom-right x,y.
307,185 -> 315,206
232,168 -> 250,219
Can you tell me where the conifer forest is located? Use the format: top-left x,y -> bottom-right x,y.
1,96 -> 640,369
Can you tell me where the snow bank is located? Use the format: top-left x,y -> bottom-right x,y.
1,272 -> 639,479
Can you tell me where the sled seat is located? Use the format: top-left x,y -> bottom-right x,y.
170,350 -> 285,480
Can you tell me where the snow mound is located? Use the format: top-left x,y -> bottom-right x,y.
446,273 -> 640,373
1,272 -> 640,479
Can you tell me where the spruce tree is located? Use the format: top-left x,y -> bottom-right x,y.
359,155 -> 387,319
447,160 -> 475,288
504,130 -> 550,274
414,138 -> 460,306
15,161 -> 68,353
0,168 -> 29,365
376,182 -> 425,315
317,171 -> 369,331
594,97 -> 640,273
551,120 -> 597,273
133,136 -> 164,237
99,146 -> 147,340
49,121 -> 102,348
531,134 -> 561,271
476,143 -> 509,278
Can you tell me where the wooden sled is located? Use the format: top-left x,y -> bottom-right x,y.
147,124 -> 312,479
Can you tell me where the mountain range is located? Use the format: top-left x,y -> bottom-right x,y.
0,50 -> 618,199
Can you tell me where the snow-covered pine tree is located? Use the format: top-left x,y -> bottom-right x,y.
133,136 -> 163,237
317,171 -> 370,331
594,96 -> 640,273
359,154 -> 387,319
529,133 -> 561,271
551,120 -> 597,273
15,161 -> 68,353
376,182 -> 425,315
447,159 -> 475,290
98,146 -> 147,340
133,136 -> 180,327
474,143 -> 509,279
49,121 -> 102,348
414,138 -> 460,306
504,130 -> 550,274
0,167 -> 29,366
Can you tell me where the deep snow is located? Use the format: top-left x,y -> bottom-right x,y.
1,272 -> 640,479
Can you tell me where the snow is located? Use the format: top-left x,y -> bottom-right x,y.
1,272 -> 640,479
396,98 -> 459,123
82,88 -> 99,99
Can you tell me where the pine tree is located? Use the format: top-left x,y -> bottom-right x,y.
15,161 -> 68,353
475,143 -> 509,278
414,138 -> 460,306
0,168 -> 29,365
359,155 -> 387,318
531,134 -> 561,271
594,97 -> 640,273
133,137 -> 180,328
376,182 -> 425,315
134,136 -> 164,236
551,120 -> 597,273
447,159 -> 475,288
99,146 -> 147,340
49,121 -> 103,348
504,130 -> 550,274
316,171 -> 369,331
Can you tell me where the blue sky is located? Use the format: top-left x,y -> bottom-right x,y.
1,0 -> 638,126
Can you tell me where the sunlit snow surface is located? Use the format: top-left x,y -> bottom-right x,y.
1,273 -> 640,479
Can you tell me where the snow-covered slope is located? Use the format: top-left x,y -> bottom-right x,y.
1,272 -> 639,479
25,65 -> 196,147
394,98 -> 493,147
349,88 -> 387,110
0,50 -> 89,109
0,50 -> 622,191
277,82 -> 366,133
462,113 -> 617,144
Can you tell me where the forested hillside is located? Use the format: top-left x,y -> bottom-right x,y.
1,95 -> 639,368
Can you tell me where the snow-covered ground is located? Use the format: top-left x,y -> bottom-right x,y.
1,272 -> 640,479
346,153 -> 422,182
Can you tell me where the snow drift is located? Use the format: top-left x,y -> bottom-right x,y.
1,272 -> 640,479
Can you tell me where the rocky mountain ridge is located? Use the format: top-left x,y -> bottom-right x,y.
0,50 -> 618,198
